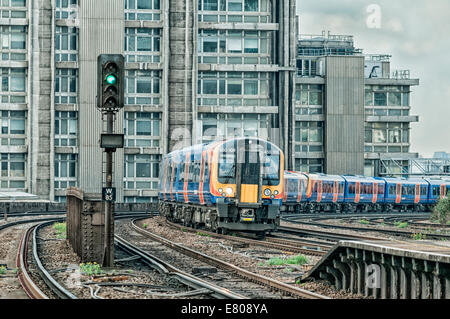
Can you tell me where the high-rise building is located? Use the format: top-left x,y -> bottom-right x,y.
0,0 -> 297,202
293,31 -> 420,176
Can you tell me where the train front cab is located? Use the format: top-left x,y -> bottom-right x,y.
211,138 -> 284,234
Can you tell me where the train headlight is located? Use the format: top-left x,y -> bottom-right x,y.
218,188 -> 223,194
274,190 -> 279,196
264,189 -> 271,196
226,187 -> 233,195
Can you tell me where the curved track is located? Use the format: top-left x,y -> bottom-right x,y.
129,218 -> 329,299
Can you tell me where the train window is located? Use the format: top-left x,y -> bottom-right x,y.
420,186 -> 427,196
339,183 -> 344,194
378,185 -> 384,195
389,185 -> 395,195
433,186 -> 439,196
218,147 -> 236,184
262,153 -> 280,186
203,160 -> 209,183
172,167 -> 178,186
179,163 -> 185,183
348,183 -> 355,194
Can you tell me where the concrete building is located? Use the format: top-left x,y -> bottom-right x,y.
0,0 -> 297,202
293,31 -> 420,176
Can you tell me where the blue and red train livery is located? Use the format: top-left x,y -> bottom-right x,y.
159,137 -> 284,235
283,172 -> 450,213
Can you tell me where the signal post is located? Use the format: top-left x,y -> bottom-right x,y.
97,54 -> 125,267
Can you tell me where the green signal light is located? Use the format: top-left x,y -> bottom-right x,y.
106,74 -> 117,85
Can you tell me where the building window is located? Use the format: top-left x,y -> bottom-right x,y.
366,122 -> 409,147
1,68 -> 26,92
0,26 -> 27,62
55,26 -> 78,62
55,111 -> 77,147
198,0 -> 270,23
124,112 -> 160,147
125,0 -> 161,21
294,121 -> 323,144
374,92 -> 387,106
124,196 -> 158,203
296,59 -> 318,77
197,71 -> 271,107
125,28 -> 161,63
294,158 -> 323,174
1,68 -> 26,104
55,0 -> 78,19
0,110 -> 26,146
54,153 -> 77,189
55,69 -> 77,104
197,30 -> 270,65
0,0 -> 27,18
124,154 -> 160,190
0,153 -> 26,189
198,113 -> 269,143
126,70 -> 161,105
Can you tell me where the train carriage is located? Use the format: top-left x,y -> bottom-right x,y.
425,179 -> 450,205
342,176 -> 386,212
382,177 -> 429,212
159,137 -> 284,235
304,174 -> 345,213
282,171 -> 308,213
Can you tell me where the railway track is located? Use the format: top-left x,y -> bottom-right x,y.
16,218 -> 75,299
16,212 -> 239,299
126,218 -> 329,299
277,225 -> 382,242
163,219 -> 327,257
281,215 -> 450,241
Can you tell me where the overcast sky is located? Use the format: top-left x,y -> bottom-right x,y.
296,0 -> 450,158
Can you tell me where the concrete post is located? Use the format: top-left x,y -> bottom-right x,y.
410,271 -> 421,299
326,266 -> 342,290
421,273 -> 431,299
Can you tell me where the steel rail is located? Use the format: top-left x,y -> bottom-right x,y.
130,219 -> 329,299
281,218 -> 450,241
160,219 -> 327,257
16,224 -> 48,299
32,220 -> 77,299
277,226 -> 382,242
115,235 -> 246,299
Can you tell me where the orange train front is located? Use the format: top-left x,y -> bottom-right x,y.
159,137 -> 284,235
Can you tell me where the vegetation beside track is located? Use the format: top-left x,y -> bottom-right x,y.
431,196 -> 450,225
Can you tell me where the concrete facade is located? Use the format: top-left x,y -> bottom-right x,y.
1,0 -> 297,202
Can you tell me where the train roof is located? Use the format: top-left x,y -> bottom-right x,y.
164,137 -> 282,158
308,173 -> 345,182
0,191 -> 43,201
284,171 -> 308,179
424,179 -> 450,186
381,177 -> 429,185
342,175 -> 386,184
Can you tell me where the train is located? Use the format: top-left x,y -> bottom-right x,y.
283,172 -> 450,214
159,137 -> 284,236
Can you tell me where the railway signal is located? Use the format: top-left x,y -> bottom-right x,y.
97,54 -> 125,268
97,54 -> 124,111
